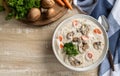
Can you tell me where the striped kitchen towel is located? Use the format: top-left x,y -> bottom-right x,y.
74,0 -> 120,76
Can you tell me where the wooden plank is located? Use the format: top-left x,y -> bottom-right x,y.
0,8 -> 98,76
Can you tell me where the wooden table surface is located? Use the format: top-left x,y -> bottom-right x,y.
0,7 -> 98,76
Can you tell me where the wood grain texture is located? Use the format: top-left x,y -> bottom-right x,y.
0,8 -> 98,76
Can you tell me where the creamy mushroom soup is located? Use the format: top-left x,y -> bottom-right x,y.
55,18 -> 105,67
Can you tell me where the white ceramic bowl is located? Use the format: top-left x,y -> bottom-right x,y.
52,14 -> 109,71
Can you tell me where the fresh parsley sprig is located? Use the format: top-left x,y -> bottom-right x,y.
6,0 -> 41,20
63,42 -> 79,56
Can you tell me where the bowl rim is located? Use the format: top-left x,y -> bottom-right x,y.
52,14 -> 109,71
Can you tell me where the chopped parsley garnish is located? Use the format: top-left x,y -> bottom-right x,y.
63,42 -> 79,56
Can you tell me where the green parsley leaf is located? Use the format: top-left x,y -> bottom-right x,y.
6,0 -> 41,20
63,42 -> 79,56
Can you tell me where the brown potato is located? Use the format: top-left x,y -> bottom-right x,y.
41,0 -> 55,9
27,8 -> 41,21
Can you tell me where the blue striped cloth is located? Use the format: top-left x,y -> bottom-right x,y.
74,0 -> 120,76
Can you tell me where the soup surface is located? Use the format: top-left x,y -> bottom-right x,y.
55,17 -> 105,67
